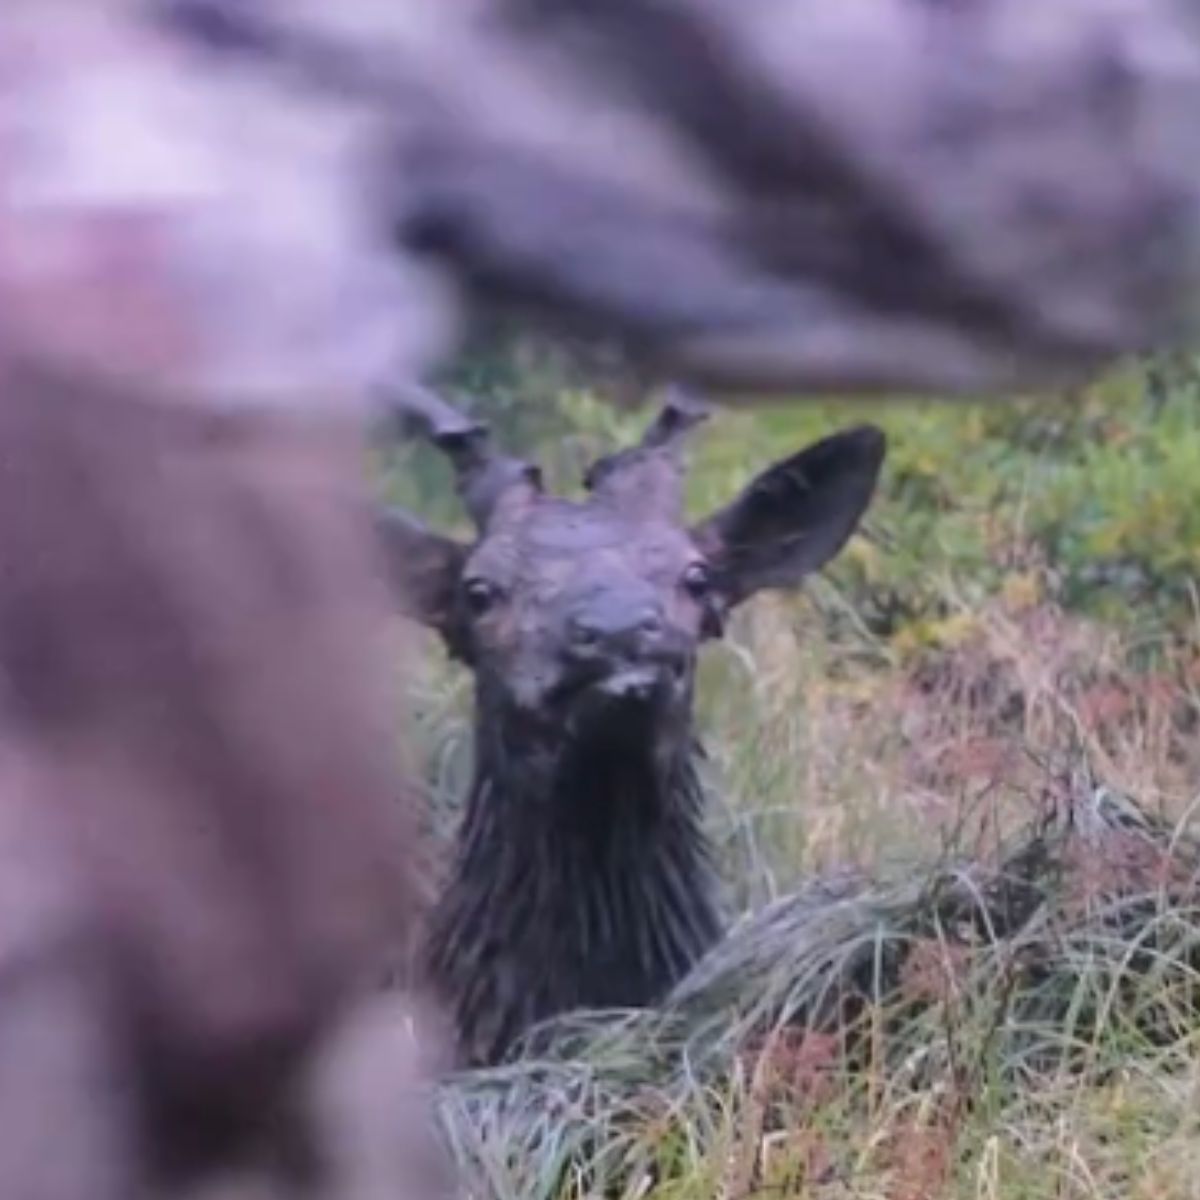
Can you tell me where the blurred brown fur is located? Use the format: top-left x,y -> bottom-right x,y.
0,354 -> 437,1198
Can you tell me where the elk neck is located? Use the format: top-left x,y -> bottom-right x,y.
424,690 -> 725,1065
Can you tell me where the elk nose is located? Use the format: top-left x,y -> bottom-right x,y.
567,604 -> 664,655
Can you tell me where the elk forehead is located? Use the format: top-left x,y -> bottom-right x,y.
466,497 -> 700,593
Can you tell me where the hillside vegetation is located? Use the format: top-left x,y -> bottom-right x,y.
378,345 -> 1200,1200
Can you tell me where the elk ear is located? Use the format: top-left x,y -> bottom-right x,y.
374,507 -> 469,644
692,425 -> 886,608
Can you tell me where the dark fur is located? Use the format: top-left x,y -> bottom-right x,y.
426,699 -> 721,1066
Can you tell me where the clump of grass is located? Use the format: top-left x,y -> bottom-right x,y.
433,773 -> 1200,1200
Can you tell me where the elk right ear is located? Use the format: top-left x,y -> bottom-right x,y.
374,507 -> 469,646
692,425 -> 886,609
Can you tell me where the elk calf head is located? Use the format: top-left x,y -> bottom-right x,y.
379,385 -> 886,756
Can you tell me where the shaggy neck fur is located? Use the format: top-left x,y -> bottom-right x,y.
424,690 -> 724,1066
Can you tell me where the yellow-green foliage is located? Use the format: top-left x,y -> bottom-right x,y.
675,358 -> 1200,645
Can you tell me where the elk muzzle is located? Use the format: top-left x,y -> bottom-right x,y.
558,591 -> 689,710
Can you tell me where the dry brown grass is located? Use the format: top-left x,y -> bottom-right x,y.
702,553 -> 1200,902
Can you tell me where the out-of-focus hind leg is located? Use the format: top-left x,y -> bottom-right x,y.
304,994 -> 452,1200
0,746 -> 142,1200
171,996 -> 451,1200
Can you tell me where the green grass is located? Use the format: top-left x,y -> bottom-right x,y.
379,345 -> 1200,1200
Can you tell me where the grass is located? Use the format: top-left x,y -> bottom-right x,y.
380,345 -> 1200,1199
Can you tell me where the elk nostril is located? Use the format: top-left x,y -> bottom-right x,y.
639,612 -> 664,637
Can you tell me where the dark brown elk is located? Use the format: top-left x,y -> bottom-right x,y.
378,386 -> 886,1066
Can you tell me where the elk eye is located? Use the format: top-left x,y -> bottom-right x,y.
681,562 -> 713,600
462,577 -> 499,616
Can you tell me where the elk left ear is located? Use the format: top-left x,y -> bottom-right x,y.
374,506 -> 469,643
692,425 -> 886,608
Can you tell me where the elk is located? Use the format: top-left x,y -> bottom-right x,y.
378,386 -> 886,1066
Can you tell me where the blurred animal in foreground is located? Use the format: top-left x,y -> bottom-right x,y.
377,386 -> 886,1065
0,359 -> 449,1200
388,0 -> 1200,396
7,1 -> 1200,409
